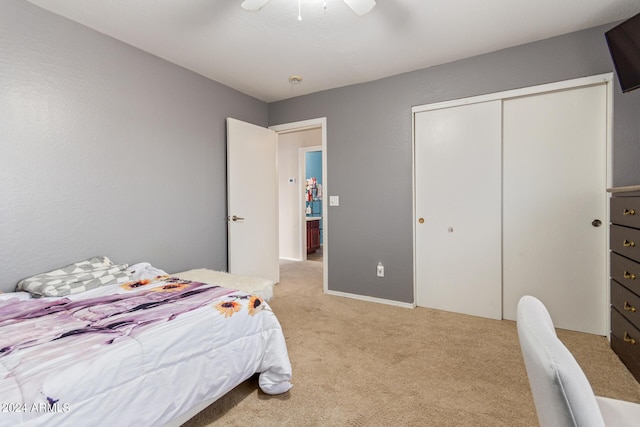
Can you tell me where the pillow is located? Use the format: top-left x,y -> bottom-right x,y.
16,256 -> 132,297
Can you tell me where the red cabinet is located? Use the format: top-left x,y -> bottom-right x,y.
306,219 -> 320,254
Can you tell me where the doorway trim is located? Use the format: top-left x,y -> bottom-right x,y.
271,118 -> 328,294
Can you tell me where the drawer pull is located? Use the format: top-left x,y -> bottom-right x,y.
624,301 -> 637,312
624,209 -> 636,216
623,239 -> 636,248
624,271 -> 636,280
624,332 -> 636,345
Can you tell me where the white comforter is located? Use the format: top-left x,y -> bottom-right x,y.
0,275 -> 292,426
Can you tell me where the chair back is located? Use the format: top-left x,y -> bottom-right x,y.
516,295 -> 605,427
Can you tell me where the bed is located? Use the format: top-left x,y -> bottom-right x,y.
0,260 -> 292,426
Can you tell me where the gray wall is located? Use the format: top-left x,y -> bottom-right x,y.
3,0 -> 639,303
0,0 -> 268,292
269,23 -> 640,304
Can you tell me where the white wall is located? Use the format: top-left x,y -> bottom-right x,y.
278,128 -> 322,260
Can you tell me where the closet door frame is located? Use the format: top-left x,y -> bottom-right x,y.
411,73 -> 613,328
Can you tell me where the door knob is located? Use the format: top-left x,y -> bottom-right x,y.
227,215 -> 245,222
591,219 -> 602,227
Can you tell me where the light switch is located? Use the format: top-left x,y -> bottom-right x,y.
329,196 -> 339,206
288,177 -> 296,184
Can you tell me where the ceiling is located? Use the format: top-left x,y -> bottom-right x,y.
26,0 -> 640,103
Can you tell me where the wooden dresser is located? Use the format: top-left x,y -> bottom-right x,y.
610,186 -> 640,382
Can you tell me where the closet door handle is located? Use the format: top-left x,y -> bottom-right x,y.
624,271 -> 636,280
624,332 -> 636,345
624,209 -> 636,216
623,239 -> 636,248
624,301 -> 637,313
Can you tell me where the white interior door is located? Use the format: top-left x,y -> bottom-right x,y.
502,84 -> 608,335
227,118 -> 279,283
415,101 -> 502,319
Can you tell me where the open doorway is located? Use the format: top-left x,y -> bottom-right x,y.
301,146 -> 323,262
271,118 -> 327,293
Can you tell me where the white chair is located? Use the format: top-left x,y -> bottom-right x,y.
516,295 -> 640,427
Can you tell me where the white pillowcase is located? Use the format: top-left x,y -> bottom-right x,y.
0,291 -> 33,301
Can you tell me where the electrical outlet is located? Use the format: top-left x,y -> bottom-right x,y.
377,263 -> 384,277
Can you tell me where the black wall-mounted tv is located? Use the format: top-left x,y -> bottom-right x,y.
605,12 -> 640,93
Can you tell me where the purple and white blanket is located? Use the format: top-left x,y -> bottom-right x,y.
0,275 -> 292,426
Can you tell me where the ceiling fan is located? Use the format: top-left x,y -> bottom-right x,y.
241,0 -> 376,16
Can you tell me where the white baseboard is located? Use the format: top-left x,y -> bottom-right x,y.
325,289 -> 415,309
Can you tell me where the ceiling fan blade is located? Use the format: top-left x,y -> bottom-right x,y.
241,0 -> 271,11
341,0 -> 376,16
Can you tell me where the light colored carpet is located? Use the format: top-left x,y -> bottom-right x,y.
183,260 -> 640,426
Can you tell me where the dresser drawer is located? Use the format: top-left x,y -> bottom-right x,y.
611,197 -> 640,229
611,252 -> 640,294
611,280 -> 640,328
611,308 -> 640,382
611,225 -> 640,263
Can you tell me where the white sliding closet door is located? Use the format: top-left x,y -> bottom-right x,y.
502,84 -> 608,335
415,101 -> 502,320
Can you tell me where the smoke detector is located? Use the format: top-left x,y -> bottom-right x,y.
289,75 -> 303,85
